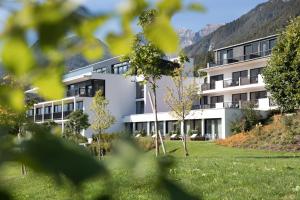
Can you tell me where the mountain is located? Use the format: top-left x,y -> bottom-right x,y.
178,24 -> 222,48
184,0 -> 300,68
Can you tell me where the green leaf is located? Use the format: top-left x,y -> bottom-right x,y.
106,33 -> 134,55
187,3 -> 205,12
2,37 -> 34,77
19,132 -> 107,186
157,0 -> 182,16
145,15 -> 179,53
0,86 -> 25,111
82,39 -> 103,62
33,68 -> 64,100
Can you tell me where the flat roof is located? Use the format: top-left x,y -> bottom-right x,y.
213,34 -> 278,52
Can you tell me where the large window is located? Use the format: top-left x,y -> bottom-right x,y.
44,106 -> 51,114
166,121 -> 179,134
136,101 -> 144,114
67,79 -> 105,97
232,70 -> 248,85
210,95 -> 224,108
250,91 -> 267,101
54,105 -> 62,113
250,67 -> 264,84
135,122 -> 147,133
76,101 -> 83,110
113,62 -> 129,74
136,82 -> 144,99
244,42 -> 259,60
210,74 -> 223,89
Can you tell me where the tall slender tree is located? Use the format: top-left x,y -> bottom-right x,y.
90,91 -> 115,159
125,9 -> 178,156
164,54 -> 200,156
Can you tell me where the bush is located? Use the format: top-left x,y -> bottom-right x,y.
63,131 -> 87,144
242,103 -> 260,131
136,137 -> 156,151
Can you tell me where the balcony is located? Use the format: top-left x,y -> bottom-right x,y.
67,88 -> 93,97
192,99 -> 270,110
202,75 -> 264,92
208,49 -> 272,68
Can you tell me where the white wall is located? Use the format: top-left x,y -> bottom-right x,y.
82,73 -> 136,137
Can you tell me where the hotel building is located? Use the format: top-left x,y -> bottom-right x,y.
26,35 -> 277,140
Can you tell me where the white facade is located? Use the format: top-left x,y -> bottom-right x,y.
27,35 -> 278,140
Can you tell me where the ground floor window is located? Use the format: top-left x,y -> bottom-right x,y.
185,119 -> 202,135
166,121 -> 180,134
205,119 -> 222,139
150,121 -> 163,135
135,122 -> 147,135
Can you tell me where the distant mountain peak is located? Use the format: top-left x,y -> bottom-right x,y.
177,24 -> 222,48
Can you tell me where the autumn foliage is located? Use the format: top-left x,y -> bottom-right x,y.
216,114 -> 300,151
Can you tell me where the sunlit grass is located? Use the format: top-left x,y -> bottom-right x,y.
1,141 -> 300,200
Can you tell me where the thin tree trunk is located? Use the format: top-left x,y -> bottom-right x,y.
18,129 -> 27,175
153,85 -> 160,157
97,133 -> 102,160
182,119 -> 189,157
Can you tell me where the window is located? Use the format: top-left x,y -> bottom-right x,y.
76,101 -> 83,110
44,106 -> 51,114
95,67 -> 107,74
54,105 -> 62,113
250,91 -> 267,101
250,67 -> 264,84
136,101 -> 144,114
36,108 -> 42,115
136,122 -> 147,132
232,70 -> 248,86
210,74 -> 223,89
113,62 -> 129,74
166,121 -> 179,134
210,95 -> 224,108
269,38 -> 276,49
27,109 -> 34,116
68,103 -> 74,111
136,82 -> 144,99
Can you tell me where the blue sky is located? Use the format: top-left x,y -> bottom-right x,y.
82,0 -> 268,40
0,0 -> 269,42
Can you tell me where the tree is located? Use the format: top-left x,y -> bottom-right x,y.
64,110 -> 90,144
65,110 -> 90,135
164,54 -> 199,156
263,16 -> 300,113
90,91 -> 115,160
125,9 -> 178,156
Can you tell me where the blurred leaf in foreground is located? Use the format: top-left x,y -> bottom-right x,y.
19,132 -> 107,186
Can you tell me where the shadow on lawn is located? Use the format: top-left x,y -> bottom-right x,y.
168,148 -> 181,154
235,155 -> 300,159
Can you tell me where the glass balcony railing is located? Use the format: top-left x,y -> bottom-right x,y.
208,49 -> 272,68
191,100 -> 262,110
201,75 -> 263,91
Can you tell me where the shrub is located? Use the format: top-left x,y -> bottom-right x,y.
242,103 -> 260,131
136,137 -> 156,151
230,120 -> 243,134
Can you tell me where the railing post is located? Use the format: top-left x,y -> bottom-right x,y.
42,104 -> 45,123
61,100 -> 64,134
33,104 -> 36,123
51,102 -> 54,121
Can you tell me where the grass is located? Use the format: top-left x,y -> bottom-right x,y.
1,141 -> 300,200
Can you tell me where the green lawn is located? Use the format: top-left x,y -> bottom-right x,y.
1,142 -> 300,200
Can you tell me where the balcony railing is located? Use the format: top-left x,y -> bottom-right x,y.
192,100 -> 262,110
208,49 -> 272,68
202,75 -> 263,91
67,88 -> 93,97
